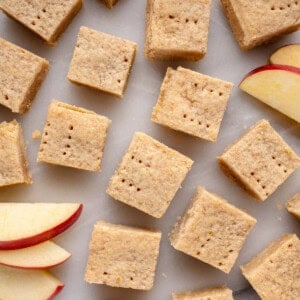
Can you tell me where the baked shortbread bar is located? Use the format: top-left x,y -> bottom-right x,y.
218,120 -> 300,201
241,234 -> 300,299
169,187 -> 256,273
0,120 -> 31,187
85,221 -> 161,290
221,0 -> 300,50
173,286 -> 233,300
38,101 -> 111,172
68,26 -> 137,98
0,0 -> 82,45
286,194 -> 300,219
0,38 -> 49,114
145,0 -> 212,61
152,67 -> 233,142
107,132 -> 193,218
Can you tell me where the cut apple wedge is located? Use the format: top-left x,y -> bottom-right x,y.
270,44 -> 300,68
0,241 -> 71,269
240,65 -> 300,123
0,203 -> 83,250
0,265 -> 63,300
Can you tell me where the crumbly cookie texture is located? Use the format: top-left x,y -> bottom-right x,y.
218,120 -> 300,201
169,187 -> 256,273
103,0 -> 119,8
0,0 -> 82,45
221,0 -> 300,50
37,100 -> 111,172
152,67 -> 233,141
172,286 -> 233,300
145,0 -> 212,61
107,132 -> 193,218
0,38 -> 49,114
241,234 -> 300,300
0,120 -> 32,187
85,221 -> 161,290
68,26 -> 137,97
286,194 -> 300,219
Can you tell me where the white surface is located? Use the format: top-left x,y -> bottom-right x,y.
0,1 -> 299,299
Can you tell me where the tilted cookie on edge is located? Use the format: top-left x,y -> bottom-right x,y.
218,120 -> 300,201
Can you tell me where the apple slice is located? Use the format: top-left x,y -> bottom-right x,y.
0,241 -> 71,269
270,44 -> 300,68
0,265 -> 63,300
0,203 -> 83,250
240,65 -> 300,123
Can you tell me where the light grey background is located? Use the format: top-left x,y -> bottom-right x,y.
0,1 -> 299,299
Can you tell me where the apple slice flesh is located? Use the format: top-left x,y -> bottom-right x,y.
0,265 -> 63,300
270,44 -> 300,68
0,241 -> 71,269
240,65 -> 300,123
0,203 -> 83,250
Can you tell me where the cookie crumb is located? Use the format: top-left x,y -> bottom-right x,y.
32,130 -> 41,140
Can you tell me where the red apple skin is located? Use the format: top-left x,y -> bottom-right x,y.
0,204 -> 83,250
240,64 -> 300,84
0,254 -> 71,270
47,284 -> 64,300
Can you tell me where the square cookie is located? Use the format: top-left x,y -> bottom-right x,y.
67,26 -> 137,97
107,132 -> 193,218
0,38 -> 49,114
173,286 -> 233,300
103,0 -> 118,8
37,101 -> 111,172
169,187 -> 256,273
152,67 -> 233,142
0,120 -> 31,187
241,234 -> 300,299
218,120 -> 300,201
0,0 -> 82,45
85,221 -> 162,290
286,194 -> 300,219
221,0 -> 300,50
145,0 -> 212,61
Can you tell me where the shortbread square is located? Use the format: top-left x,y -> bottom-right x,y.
103,0 -> 118,8
145,0 -> 212,61
67,26 -> 137,98
169,187 -> 256,273
0,38 -> 49,114
0,120 -> 31,187
152,67 -> 233,142
241,234 -> 300,299
286,194 -> 300,219
85,221 -> 161,290
218,120 -> 300,201
221,0 -> 300,50
37,101 -> 111,172
0,0 -> 82,45
107,132 -> 193,218
173,286 -> 233,300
